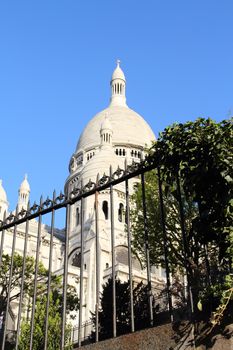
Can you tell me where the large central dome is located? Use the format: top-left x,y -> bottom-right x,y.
66,61 -> 155,192
76,105 -> 155,152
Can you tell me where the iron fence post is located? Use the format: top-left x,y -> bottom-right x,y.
125,160 -> 135,332
29,196 -> 43,350
0,211 -> 7,266
15,204 -> 30,350
141,172 -> 153,326
94,181 -> 100,342
110,166 -> 117,338
2,206 -> 19,349
176,173 -> 194,318
157,167 -> 173,322
78,186 -> 84,347
44,191 -> 56,350
61,202 -> 70,350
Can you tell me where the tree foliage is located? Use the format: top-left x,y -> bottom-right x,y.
153,118 -> 233,260
19,293 -> 73,350
91,278 -> 165,341
131,117 -> 233,318
0,253 -> 52,316
0,253 -> 79,349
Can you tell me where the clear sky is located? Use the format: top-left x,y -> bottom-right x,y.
0,0 -> 232,213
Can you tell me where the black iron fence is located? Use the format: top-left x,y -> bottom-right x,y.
0,158 -> 211,349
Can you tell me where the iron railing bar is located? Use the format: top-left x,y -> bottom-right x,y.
78,190 -> 84,348
60,202 -> 71,350
0,211 -> 7,265
125,175 -> 135,333
157,166 -> 173,322
29,196 -> 43,350
94,185 -> 100,343
44,191 -> 56,350
0,163 -> 156,232
0,202 -> 66,231
2,206 -> 19,348
110,166 -> 116,338
15,204 -> 30,350
141,172 -> 153,326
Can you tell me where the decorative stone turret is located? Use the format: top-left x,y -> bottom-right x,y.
18,174 -> 30,211
100,114 -> 113,148
0,180 -> 8,221
110,59 -> 127,107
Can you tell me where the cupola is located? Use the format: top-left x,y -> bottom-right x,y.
110,60 -> 127,107
18,174 -> 30,211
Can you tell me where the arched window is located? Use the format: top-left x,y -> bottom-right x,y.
119,149 -> 122,156
72,252 -> 81,268
102,201 -> 108,220
118,203 -> 124,222
123,149 -> 126,156
116,149 -> 118,155
76,207 -> 80,226
115,246 -> 142,270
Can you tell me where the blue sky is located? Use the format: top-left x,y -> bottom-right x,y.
0,0 -> 232,213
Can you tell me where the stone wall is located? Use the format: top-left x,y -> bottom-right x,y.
75,322 -> 233,350
75,324 -> 177,350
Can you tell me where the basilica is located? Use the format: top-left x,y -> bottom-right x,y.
0,62 -> 166,338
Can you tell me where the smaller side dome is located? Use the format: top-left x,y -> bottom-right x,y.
0,180 -> 7,202
19,174 -> 30,192
100,114 -> 113,148
100,114 -> 113,131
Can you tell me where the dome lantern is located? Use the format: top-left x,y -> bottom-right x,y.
110,60 -> 127,107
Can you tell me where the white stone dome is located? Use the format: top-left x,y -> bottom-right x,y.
75,61 -> 155,155
0,180 -> 7,202
65,61 -> 156,194
76,105 -> 155,153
